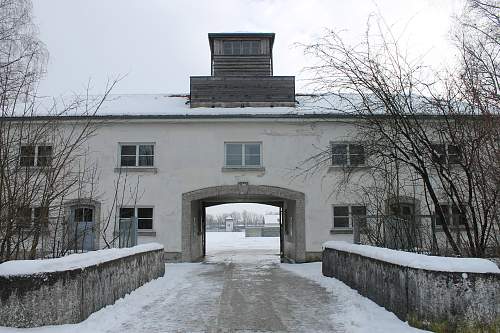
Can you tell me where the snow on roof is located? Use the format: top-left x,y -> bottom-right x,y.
19,92 -> 465,119
263,214 -> 280,225
94,94 -> 348,117
27,93 -> 358,118
0,243 -> 164,277
323,241 -> 500,274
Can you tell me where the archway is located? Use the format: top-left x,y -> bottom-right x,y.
181,184 -> 305,263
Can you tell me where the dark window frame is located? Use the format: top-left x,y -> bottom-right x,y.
332,205 -> 367,229
119,206 -> 154,230
20,145 -> 53,167
16,206 -> 49,228
430,143 -> 461,165
435,203 -> 466,227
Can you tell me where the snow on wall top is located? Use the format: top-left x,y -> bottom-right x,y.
0,243 -> 164,277
323,241 -> 500,274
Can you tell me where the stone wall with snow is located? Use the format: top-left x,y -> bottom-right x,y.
0,244 -> 165,328
322,241 -> 500,331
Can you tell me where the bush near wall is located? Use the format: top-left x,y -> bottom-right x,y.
322,242 -> 500,333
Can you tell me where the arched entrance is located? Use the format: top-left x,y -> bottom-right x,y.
182,184 -> 305,263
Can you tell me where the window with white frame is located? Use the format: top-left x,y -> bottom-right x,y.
119,144 -> 154,167
119,207 -> 154,230
435,203 -> 465,227
225,142 -> 262,167
331,143 -> 365,166
333,205 -> 366,229
430,144 -> 461,164
20,145 -> 53,167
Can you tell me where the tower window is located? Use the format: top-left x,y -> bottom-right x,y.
222,40 -> 260,55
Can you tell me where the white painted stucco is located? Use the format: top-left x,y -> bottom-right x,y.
79,115 -> 360,255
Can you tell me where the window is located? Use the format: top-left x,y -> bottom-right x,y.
222,40 -> 260,55
119,207 -> 153,230
435,204 -> 466,227
333,205 -> 366,229
120,144 -> 154,167
225,142 -> 262,167
16,206 -> 49,227
332,143 -> 365,166
34,207 -> 49,226
74,207 -> 93,223
389,202 -> 415,218
20,145 -> 52,167
430,144 -> 461,164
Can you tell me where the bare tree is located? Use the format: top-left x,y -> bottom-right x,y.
0,0 -> 119,261
301,1 -> 499,257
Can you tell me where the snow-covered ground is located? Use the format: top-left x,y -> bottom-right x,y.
206,231 -> 280,252
0,232 -> 428,332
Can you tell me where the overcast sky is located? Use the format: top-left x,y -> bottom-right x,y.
33,0 -> 464,97
206,203 -> 278,217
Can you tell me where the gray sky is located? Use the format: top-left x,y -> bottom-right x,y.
206,203 -> 279,217
33,0 -> 463,97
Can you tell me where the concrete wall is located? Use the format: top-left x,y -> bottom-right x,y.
245,226 -> 280,237
0,247 -> 165,328
322,248 -> 500,331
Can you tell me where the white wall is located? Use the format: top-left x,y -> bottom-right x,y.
83,118 -> 361,254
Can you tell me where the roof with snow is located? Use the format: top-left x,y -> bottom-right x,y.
28,93 -> 361,119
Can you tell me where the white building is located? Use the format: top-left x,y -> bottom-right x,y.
12,32 -> 469,263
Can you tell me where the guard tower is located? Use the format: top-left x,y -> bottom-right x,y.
190,32 -> 295,108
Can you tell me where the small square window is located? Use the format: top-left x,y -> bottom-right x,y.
75,207 -> 93,223
333,205 -> 367,229
332,143 -> 365,166
20,145 -> 53,167
120,144 -> 155,167
119,207 -> 153,230
225,142 -> 261,167
430,143 -> 460,165
435,204 -> 465,226
137,207 -> 153,230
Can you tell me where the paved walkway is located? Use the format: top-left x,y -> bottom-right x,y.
111,249 -> 342,333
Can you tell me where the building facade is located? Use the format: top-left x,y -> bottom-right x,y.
7,32 -> 474,263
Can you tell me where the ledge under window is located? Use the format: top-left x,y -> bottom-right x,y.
328,165 -> 369,172
330,228 -> 353,234
138,230 -> 156,237
221,166 -> 265,172
114,167 -> 158,173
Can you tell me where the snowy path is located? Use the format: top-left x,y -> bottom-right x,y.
0,232 -> 428,333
